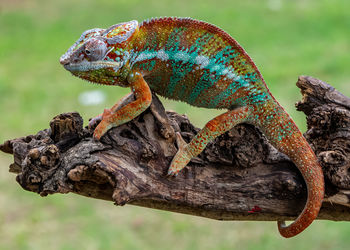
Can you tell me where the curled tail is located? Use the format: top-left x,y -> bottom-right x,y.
277,149 -> 324,238
254,101 -> 324,238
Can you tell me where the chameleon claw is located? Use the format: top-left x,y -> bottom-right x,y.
93,120 -> 109,140
166,132 -> 190,177
167,168 -> 179,177
93,130 -> 102,140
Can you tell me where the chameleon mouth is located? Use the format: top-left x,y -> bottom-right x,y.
63,61 -> 123,72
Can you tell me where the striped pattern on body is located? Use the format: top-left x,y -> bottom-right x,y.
129,18 -> 271,109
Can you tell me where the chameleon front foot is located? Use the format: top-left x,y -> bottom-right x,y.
93,108 -> 113,140
167,132 -> 192,177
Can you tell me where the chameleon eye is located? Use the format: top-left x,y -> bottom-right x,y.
83,38 -> 107,61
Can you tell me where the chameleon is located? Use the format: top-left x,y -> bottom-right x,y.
60,17 -> 324,238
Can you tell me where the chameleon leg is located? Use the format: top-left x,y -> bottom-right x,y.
88,92 -> 134,129
94,72 -> 152,139
168,106 -> 252,176
109,92 -> 135,113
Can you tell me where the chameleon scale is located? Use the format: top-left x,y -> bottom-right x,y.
60,17 -> 324,238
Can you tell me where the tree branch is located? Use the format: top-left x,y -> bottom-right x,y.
1,76 -> 350,221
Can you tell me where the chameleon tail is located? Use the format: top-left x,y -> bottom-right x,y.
277,150 -> 324,238
255,101 -> 324,238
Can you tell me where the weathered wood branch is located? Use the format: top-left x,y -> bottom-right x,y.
1,76 -> 350,221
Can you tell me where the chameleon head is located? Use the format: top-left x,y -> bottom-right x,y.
60,20 -> 138,85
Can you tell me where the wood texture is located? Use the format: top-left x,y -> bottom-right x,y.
1,76 -> 350,221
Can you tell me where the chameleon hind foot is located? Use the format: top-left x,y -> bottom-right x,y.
168,107 -> 251,177
167,132 -> 192,177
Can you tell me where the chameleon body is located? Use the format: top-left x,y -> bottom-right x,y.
60,17 -> 324,238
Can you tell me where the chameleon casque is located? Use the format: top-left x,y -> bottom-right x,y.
60,17 -> 324,238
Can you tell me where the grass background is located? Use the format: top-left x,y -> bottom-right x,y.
0,0 -> 349,249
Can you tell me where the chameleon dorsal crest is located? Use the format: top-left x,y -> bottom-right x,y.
103,20 -> 139,44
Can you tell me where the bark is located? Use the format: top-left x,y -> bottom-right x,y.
1,76 -> 350,221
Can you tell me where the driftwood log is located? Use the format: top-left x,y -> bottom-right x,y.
1,76 -> 350,222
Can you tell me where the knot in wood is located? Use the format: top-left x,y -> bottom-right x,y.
17,144 -> 60,194
50,112 -> 84,148
273,174 -> 303,199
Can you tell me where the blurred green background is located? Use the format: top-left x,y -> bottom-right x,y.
0,0 -> 349,249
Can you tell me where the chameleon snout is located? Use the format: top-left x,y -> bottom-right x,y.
59,56 -> 70,66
